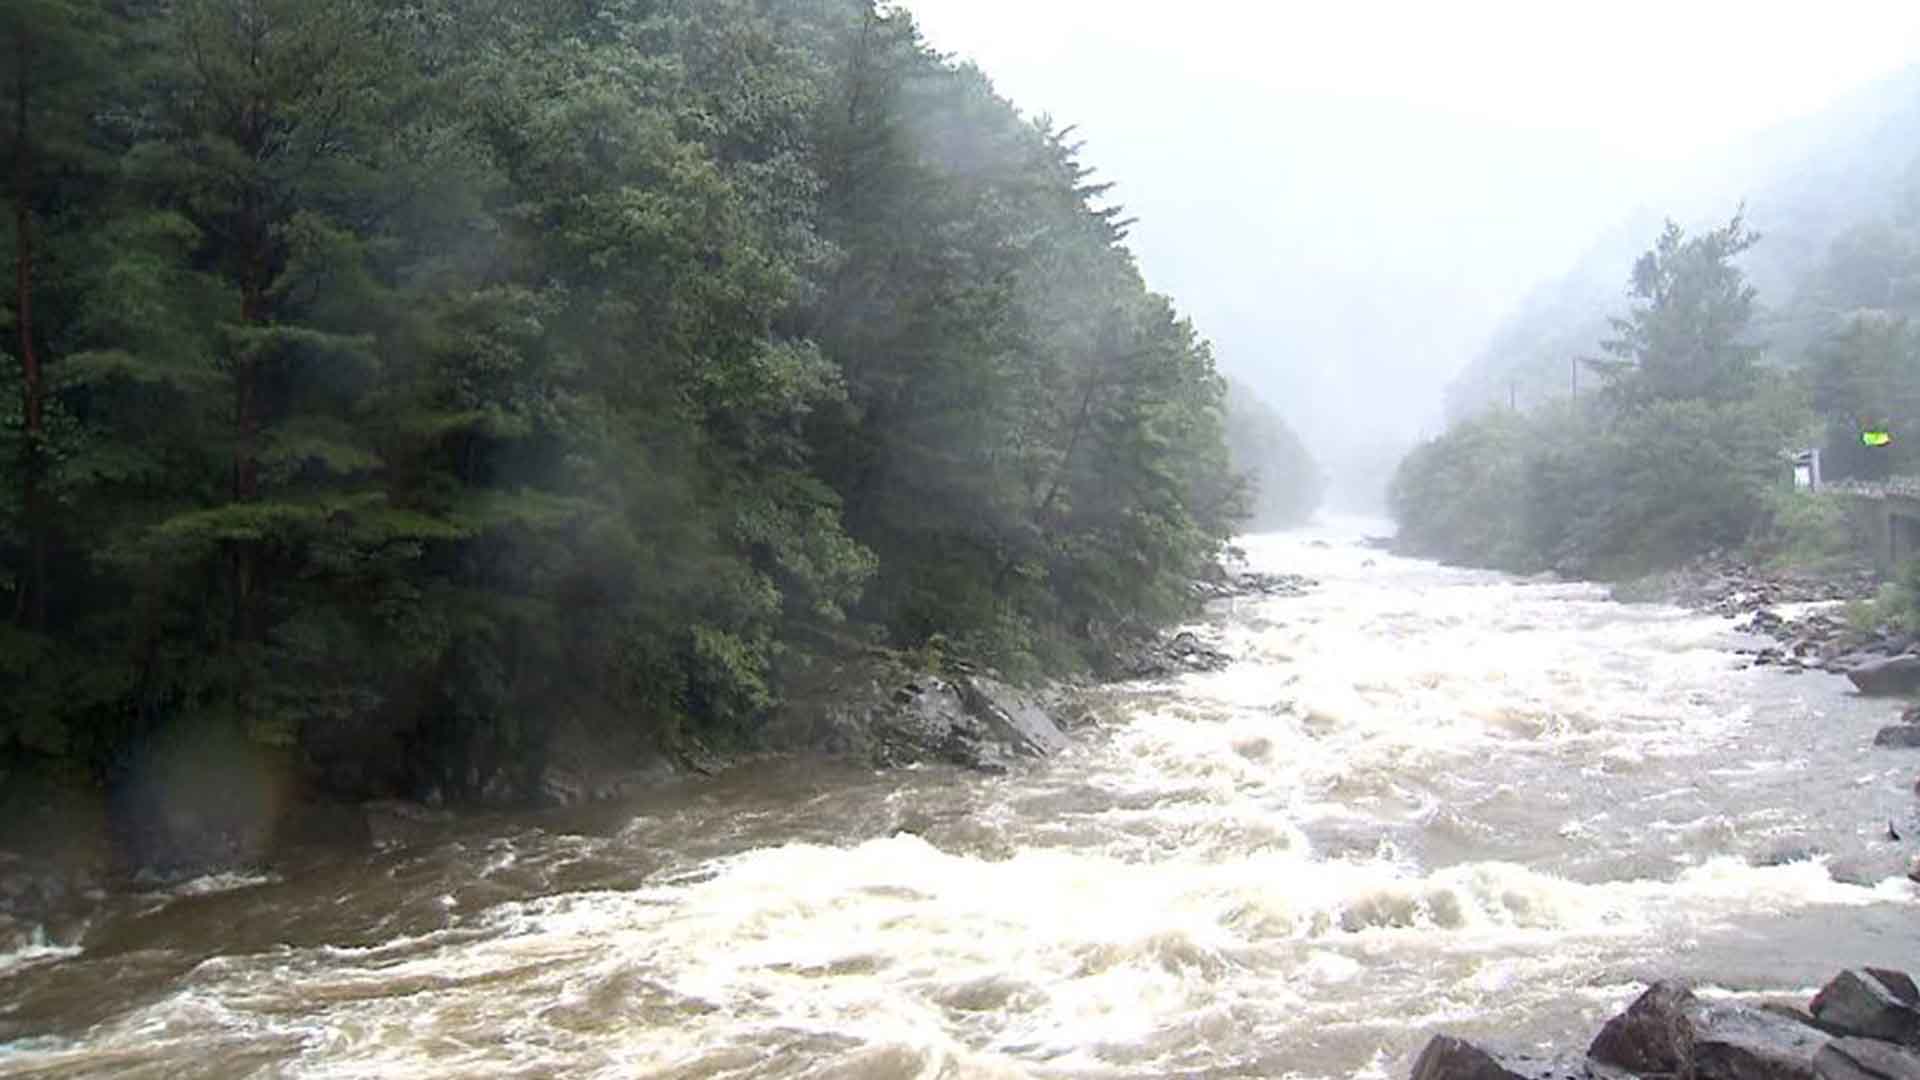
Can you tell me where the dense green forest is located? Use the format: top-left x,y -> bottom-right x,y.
0,0 -> 1282,800
1446,67 -> 1920,423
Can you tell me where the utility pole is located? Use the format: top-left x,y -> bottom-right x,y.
1509,381 -> 1516,411
1570,356 -> 1578,399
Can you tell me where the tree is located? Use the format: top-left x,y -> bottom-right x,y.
0,0 -> 113,629
1805,314 -> 1920,481
1586,211 -> 1762,407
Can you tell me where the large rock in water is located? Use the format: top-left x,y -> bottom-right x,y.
1409,1036 -> 1623,1080
1811,970 -> 1920,1047
766,661 -> 1069,772
1847,656 -> 1920,696
1589,981 -> 1829,1080
1815,1038 -> 1920,1080
1874,725 -> 1920,749
1588,981 -> 1698,1075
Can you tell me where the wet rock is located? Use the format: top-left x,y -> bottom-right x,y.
1589,981 -> 1829,1080
1876,726 -> 1920,749
536,714 -> 677,807
955,675 -> 1071,758
1815,1037 -> 1920,1080
1810,970 -> 1920,1047
1190,568 -> 1317,603
362,800 -> 456,851
766,660 -> 1071,773
1848,656 -> 1920,697
1109,629 -> 1233,678
1589,981 -> 1697,1075
1409,1035 -> 1622,1080
1693,1000 -> 1830,1079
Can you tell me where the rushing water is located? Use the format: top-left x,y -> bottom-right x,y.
3,521 -> 1917,1079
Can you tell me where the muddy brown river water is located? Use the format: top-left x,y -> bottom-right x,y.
2,520 -> 1916,1078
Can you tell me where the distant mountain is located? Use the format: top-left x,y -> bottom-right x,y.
1446,65 -> 1920,421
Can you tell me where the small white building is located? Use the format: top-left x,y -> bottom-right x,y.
1790,448 -> 1822,491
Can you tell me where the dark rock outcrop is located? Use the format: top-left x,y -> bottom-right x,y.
1191,566 -> 1317,603
1875,725 -> 1920,749
1410,1035 -> 1622,1080
1589,980 -> 1826,1079
1588,980 -> 1698,1075
1815,1037 -> 1920,1080
1109,629 -> 1234,679
1691,1001 -> 1830,1079
1811,970 -> 1920,1047
1414,973 -> 1920,1080
1616,554 -> 1877,615
766,662 -> 1071,773
1848,656 -> 1920,697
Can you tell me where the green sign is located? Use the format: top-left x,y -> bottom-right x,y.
1864,430 -> 1893,448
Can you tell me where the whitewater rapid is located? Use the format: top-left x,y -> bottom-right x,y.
2,521 -> 1915,1078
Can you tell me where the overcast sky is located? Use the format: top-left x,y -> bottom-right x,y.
901,0 -> 1920,501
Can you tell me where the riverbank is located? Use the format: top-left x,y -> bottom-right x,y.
0,559 -> 1315,950
6,524 -> 1916,1076
1413,968 -> 1920,1080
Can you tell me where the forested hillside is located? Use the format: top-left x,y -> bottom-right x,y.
0,0 -> 1258,798
1446,66 -> 1920,422
1395,67 -> 1920,578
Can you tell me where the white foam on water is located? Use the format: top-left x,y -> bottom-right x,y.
0,924 -> 82,977
6,522 -> 1915,1078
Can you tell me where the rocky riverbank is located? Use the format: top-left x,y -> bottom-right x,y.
1412,968 -> 1920,1080
1613,553 -> 1914,682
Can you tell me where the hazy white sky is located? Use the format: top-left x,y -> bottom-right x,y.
902,0 -> 1920,496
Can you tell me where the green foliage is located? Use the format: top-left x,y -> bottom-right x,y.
1802,314 -> 1920,481
1585,212 -> 1762,408
1395,215 -> 1809,577
0,0 -> 1260,798
1389,410 -> 1537,571
1846,560 -> 1920,635
1750,489 -> 1868,572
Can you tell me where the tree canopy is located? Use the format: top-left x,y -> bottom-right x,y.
0,0 -> 1269,798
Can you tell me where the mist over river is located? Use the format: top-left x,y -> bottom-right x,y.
2,520 -> 1915,1079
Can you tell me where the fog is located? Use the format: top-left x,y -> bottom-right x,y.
903,0 -> 1920,509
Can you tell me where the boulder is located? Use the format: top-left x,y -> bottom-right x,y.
1815,1038 -> 1920,1080
1810,970 -> 1920,1047
1876,726 -> 1920,749
1590,981 -> 1828,1080
1694,1001 -> 1829,1079
1409,1035 -> 1622,1080
954,676 -> 1071,758
1109,629 -> 1233,679
1589,981 -> 1697,1075
766,660 -> 1071,773
535,712 -> 677,808
1848,656 -> 1920,697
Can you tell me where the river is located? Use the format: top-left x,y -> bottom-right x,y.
2,520 -> 1915,1079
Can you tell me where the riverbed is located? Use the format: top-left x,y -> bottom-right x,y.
2,520 -> 1915,1078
